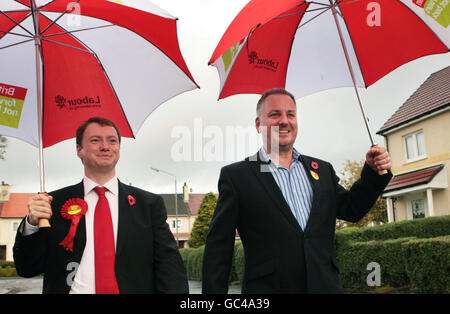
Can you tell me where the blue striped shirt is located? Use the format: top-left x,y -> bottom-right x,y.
259,147 -> 314,230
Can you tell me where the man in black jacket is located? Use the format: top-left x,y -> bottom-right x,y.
14,117 -> 188,294
202,88 -> 392,293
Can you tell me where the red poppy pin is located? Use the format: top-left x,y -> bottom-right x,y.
128,195 -> 136,206
311,161 -> 319,169
59,198 -> 88,252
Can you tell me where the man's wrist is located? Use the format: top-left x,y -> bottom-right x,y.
22,215 -> 39,235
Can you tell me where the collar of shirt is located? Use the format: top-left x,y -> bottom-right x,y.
83,176 -> 118,196
259,146 -> 303,170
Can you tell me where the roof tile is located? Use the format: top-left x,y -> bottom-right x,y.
377,66 -> 450,134
384,164 -> 444,192
0,193 -> 33,218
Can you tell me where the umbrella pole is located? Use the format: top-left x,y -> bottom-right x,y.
329,1 -> 387,175
32,0 -> 51,227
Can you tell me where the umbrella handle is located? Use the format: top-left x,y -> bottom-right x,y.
371,144 -> 388,175
37,192 -> 51,228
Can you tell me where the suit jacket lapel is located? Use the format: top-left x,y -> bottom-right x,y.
299,155 -> 320,232
70,182 -> 87,258
116,180 -> 131,257
247,153 -> 304,235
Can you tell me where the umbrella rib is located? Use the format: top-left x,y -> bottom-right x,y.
39,0 -> 82,36
41,24 -> 115,39
336,0 -> 362,7
308,1 -> 331,7
0,10 -> 34,37
0,38 -> 34,50
41,38 -> 93,54
0,30 -> 33,39
296,5 -> 332,30
273,6 -> 329,20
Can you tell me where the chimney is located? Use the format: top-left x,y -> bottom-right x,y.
0,181 -> 10,216
0,181 -> 10,202
183,182 -> 189,203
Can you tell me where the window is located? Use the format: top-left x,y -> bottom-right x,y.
12,222 -> 19,232
411,199 -> 425,219
0,245 -> 6,263
404,131 -> 425,161
171,220 -> 181,228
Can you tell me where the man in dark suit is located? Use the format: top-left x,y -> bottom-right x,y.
14,117 -> 188,294
202,88 -> 392,294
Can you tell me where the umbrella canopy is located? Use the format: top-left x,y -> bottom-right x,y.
209,0 -> 449,100
0,0 -> 198,148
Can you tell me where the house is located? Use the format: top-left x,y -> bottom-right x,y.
159,193 -> 193,249
0,183 -> 32,263
160,193 -> 217,249
377,66 -> 450,222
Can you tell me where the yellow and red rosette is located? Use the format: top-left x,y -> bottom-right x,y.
59,198 -> 88,252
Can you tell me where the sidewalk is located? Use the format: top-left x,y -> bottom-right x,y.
0,277 -> 241,294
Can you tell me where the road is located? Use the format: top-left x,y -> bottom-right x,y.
0,277 -> 241,294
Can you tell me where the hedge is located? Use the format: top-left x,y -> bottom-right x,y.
338,237 -> 415,289
0,261 -> 18,277
335,216 -> 450,293
334,215 -> 450,254
180,216 -> 449,292
234,242 -> 245,284
403,236 -> 450,293
180,241 -> 245,284
184,246 -> 204,281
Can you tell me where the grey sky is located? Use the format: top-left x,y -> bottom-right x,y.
0,0 -> 449,194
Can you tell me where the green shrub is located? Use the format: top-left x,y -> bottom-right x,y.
0,265 -> 17,277
1,261 -> 15,268
233,242 -> 245,284
338,237 -> 415,289
403,236 -> 450,293
179,248 -> 194,267
185,246 -> 204,281
335,215 -> 450,254
182,242 -> 243,283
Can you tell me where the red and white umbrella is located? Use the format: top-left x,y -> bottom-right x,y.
209,0 -> 449,144
0,0 -> 198,191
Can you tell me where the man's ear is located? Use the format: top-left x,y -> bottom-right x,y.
255,117 -> 261,133
76,144 -> 84,159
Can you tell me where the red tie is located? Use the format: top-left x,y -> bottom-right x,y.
94,186 -> 119,294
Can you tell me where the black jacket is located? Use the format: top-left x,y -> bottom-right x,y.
202,152 -> 392,293
13,180 -> 188,294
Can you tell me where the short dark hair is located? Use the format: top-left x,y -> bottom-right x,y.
76,117 -> 121,146
256,88 -> 296,116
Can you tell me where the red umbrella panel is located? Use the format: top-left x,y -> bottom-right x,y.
210,0 -> 449,100
0,0 -> 198,149
0,0 -> 198,194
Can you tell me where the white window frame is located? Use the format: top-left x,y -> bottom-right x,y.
404,130 -> 426,163
12,221 -> 19,232
171,219 -> 181,229
407,196 -> 426,220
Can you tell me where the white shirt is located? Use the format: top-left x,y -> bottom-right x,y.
23,176 -> 119,294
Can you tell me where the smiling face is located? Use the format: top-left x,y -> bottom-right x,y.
255,93 -> 298,154
76,122 -> 120,177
